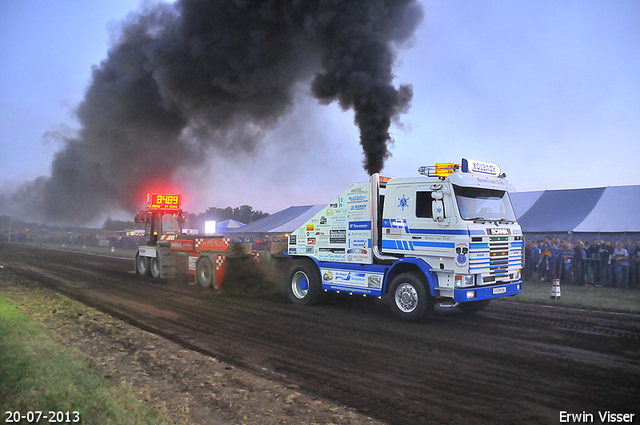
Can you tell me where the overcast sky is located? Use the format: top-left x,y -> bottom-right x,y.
1,0 -> 638,222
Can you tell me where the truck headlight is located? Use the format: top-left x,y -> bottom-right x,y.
455,274 -> 475,287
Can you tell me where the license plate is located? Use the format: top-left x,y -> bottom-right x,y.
139,248 -> 156,258
493,286 -> 507,295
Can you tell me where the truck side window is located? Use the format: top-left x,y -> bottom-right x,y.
416,191 -> 439,218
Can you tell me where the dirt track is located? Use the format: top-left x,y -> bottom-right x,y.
1,243 -> 639,425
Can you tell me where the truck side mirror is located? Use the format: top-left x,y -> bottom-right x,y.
432,191 -> 445,222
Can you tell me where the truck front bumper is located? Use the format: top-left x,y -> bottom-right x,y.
453,281 -> 522,303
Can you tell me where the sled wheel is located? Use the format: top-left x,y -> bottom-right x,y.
196,257 -> 214,288
150,257 -> 161,279
136,254 -> 150,276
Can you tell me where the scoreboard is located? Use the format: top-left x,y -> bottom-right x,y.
147,193 -> 181,210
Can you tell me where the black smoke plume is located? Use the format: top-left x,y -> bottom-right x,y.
5,0 -> 422,223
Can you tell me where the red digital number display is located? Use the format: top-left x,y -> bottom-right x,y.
148,193 -> 181,210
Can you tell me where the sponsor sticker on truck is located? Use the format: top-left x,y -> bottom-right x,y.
321,269 -> 384,289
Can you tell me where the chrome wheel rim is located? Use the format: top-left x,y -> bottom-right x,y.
291,271 -> 309,299
395,283 -> 418,313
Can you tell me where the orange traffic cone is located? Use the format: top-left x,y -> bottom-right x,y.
551,279 -> 561,300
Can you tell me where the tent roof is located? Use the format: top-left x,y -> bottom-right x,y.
218,219 -> 244,229
510,190 -> 544,219
225,205 -> 326,235
573,185 -> 640,233
270,204 -> 325,234
512,187 -> 606,233
510,185 -> 640,236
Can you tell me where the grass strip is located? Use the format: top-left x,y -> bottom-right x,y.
504,280 -> 640,313
0,296 -> 174,425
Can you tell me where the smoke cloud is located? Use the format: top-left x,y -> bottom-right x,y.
5,0 -> 422,223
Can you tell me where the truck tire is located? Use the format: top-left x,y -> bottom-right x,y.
288,261 -> 323,305
150,257 -> 161,279
389,273 -> 432,322
196,257 -> 214,288
457,299 -> 491,313
136,254 -> 150,276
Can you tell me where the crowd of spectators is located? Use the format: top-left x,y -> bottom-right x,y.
1,231 -> 144,250
524,237 -> 640,288
3,231 -> 286,253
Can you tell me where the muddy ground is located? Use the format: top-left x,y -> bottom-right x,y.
1,243 -> 639,425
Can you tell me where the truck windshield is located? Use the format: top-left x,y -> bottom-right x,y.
453,185 -> 517,222
161,213 -> 181,234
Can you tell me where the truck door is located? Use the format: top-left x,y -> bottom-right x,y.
382,184 -> 419,253
408,187 -> 449,255
382,184 -> 453,257
145,212 -> 160,246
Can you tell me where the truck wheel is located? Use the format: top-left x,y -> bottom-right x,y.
136,254 -> 150,276
196,257 -> 214,288
457,299 -> 491,313
389,273 -> 431,322
288,261 -> 323,305
150,258 -> 161,279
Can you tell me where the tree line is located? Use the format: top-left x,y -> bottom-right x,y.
100,205 -> 269,232
187,205 -> 269,231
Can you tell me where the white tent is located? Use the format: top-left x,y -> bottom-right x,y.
573,185 -> 640,233
217,219 -> 245,233
510,185 -> 640,241
225,205 -> 325,235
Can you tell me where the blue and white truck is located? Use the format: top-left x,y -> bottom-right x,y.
286,159 -> 523,321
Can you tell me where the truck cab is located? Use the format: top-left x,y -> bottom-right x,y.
287,158 -> 523,321
137,208 -> 183,247
378,160 -> 522,310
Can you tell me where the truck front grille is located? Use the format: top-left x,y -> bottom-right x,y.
470,236 -> 522,285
